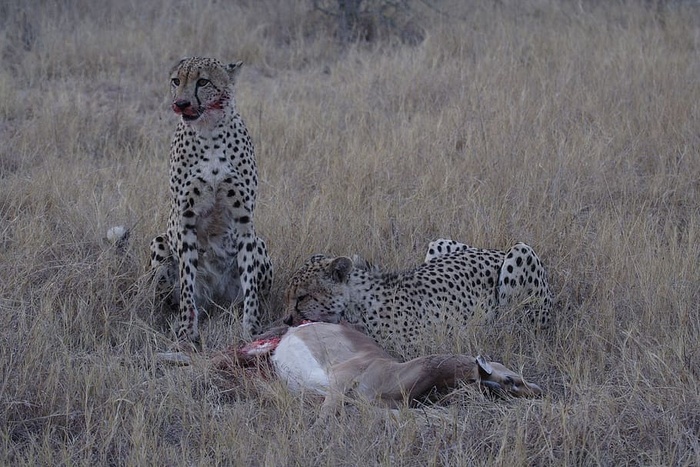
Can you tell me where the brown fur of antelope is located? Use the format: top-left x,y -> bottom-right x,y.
159,322 -> 542,416
270,323 -> 541,417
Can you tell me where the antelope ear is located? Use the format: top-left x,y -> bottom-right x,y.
476,355 -> 493,376
226,61 -> 243,80
328,257 -> 353,283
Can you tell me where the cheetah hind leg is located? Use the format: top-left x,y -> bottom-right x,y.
149,235 -> 180,317
496,242 -> 553,330
424,238 -> 470,263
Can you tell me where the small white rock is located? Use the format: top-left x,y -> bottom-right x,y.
106,225 -> 127,244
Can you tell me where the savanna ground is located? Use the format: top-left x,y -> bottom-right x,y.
1,0 -> 699,465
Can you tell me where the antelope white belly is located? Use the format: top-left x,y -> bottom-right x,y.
271,332 -> 329,395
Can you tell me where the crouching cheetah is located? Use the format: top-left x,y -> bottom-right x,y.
150,57 -> 272,345
283,239 -> 552,349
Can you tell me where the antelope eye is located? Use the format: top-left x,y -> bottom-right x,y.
196,78 -> 210,87
171,78 -> 180,86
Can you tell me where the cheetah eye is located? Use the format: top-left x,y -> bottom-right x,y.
171,78 -> 180,87
196,78 -> 210,87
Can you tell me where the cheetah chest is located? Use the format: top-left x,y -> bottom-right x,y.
199,165 -> 232,222
172,149 -> 250,251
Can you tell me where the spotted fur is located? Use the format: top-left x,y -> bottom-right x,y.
150,57 -> 272,345
284,239 -> 552,349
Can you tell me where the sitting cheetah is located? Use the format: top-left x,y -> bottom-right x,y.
283,239 -> 552,349
150,57 -> 272,345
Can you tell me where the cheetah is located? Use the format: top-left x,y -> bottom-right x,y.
150,57 -> 272,345
283,239 -> 552,350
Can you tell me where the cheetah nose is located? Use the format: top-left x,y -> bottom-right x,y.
174,99 -> 191,110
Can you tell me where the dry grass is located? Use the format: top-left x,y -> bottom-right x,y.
1,0 -> 699,464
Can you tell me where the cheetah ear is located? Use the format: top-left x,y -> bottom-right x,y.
308,254 -> 330,264
226,61 -> 244,81
328,257 -> 353,283
170,57 -> 188,75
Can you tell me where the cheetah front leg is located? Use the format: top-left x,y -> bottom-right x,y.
174,210 -> 203,347
236,233 -> 273,338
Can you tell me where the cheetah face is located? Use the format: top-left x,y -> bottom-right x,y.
283,255 -> 354,326
169,57 -> 242,123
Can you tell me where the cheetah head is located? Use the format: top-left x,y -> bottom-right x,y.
169,57 -> 242,123
283,255 -> 354,327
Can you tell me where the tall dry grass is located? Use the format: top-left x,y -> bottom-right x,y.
1,0 -> 699,464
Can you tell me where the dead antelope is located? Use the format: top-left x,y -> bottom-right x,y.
160,322 -> 542,416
